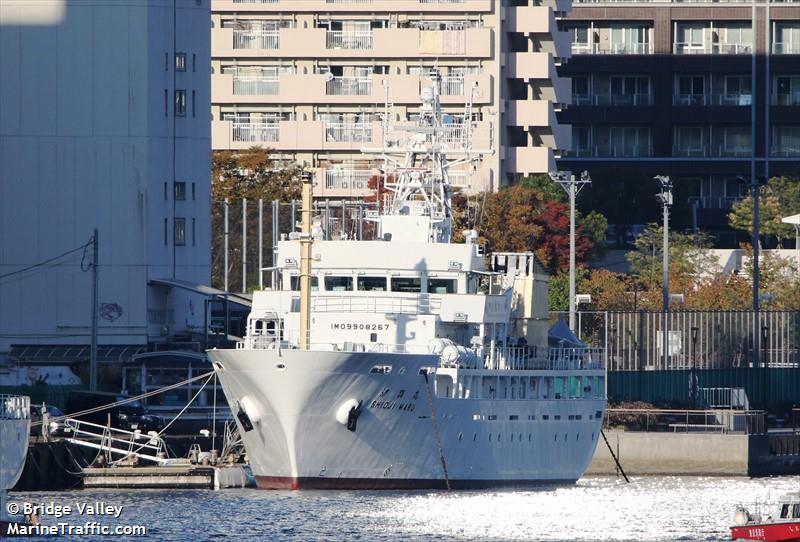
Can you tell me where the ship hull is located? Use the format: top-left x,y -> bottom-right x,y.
209,348 -> 605,490
731,523 -> 800,542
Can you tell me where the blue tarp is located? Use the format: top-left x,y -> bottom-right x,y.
548,318 -> 585,348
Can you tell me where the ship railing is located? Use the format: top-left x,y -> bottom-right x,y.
62,418 -> 170,464
311,295 -> 442,315
0,394 -> 30,420
482,346 -> 605,371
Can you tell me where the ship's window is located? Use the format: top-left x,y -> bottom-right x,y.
427,278 -> 456,294
781,504 -> 790,518
509,415 -> 519,420
576,414 -> 582,420
325,276 -> 353,291
554,415 -> 561,420
357,276 -> 387,291
568,415 -> 575,420
458,432 -> 463,441
391,277 -> 421,292
472,414 -> 481,420
542,415 -> 549,420
487,414 -> 497,421
792,504 -> 800,518
528,415 -> 536,420
290,276 -> 319,291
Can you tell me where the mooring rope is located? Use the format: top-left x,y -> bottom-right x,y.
422,371 -> 451,490
30,370 -> 216,427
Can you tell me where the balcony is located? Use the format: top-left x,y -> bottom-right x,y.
211,73 -> 492,104
593,144 -> 652,158
774,91 -> 800,106
231,122 -> 279,143
232,77 -> 279,96
232,30 -> 279,50
326,30 -> 373,50
212,27 -> 492,58
673,94 -> 753,106
591,93 -> 653,106
325,169 -> 372,190
573,43 -> 652,55
324,122 -> 374,143
506,147 -> 555,175
507,52 -> 569,103
326,76 -> 373,96
212,119 -> 492,151
215,0 -> 492,10
673,43 -> 752,55
773,43 -> 800,55
672,146 -> 752,157
772,145 -> 800,157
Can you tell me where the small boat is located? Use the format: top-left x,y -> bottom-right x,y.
731,494 -> 800,541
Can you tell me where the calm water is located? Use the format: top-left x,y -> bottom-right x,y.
11,476 -> 800,541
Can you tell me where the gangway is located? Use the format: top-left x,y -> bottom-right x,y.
60,418 -> 170,465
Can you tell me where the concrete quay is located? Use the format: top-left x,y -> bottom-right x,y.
588,430 -> 800,476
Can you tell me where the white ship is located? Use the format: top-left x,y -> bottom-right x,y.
209,72 -> 606,489
1,395 -> 30,529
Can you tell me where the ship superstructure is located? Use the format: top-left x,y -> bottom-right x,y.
209,71 -> 606,489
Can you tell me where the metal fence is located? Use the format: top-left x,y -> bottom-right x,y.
564,310 -> 800,371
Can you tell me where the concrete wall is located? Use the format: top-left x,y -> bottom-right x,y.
587,430 -> 750,475
0,0 -> 211,349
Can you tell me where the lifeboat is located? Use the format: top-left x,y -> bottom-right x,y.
731,494 -> 800,542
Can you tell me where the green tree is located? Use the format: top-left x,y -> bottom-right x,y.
548,267 -> 589,312
518,173 -> 567,203
728,176 -> 800,246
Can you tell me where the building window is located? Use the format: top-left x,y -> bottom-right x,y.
775,76 -> 800,106
192,218 -> 196,246
174,218 -> 186,246
609,25 -> 650,54
674,23 -> 705,54
572,125 -> 591,157
174,182 -> 186,200
572,76 -> 590,105
772,126 -> 800,157
609,75 -> 650,106
175,90 -> 186,116
773,22 -> 800,55
725,75 -> 752,105
674,126 -> 706,157
722,126 -> 751,157
675,75 -> 706,105
570,25 -> 592,54
175,52 -> 186,72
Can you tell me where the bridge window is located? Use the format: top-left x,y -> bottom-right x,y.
325,276 -> 353,291
428,278 -> 456,294
391,277 -> 421,292
357,276 -> 387,291
290,276 -> 319,291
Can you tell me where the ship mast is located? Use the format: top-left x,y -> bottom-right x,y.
298,174 -> 312,350
364,69 -> 492,244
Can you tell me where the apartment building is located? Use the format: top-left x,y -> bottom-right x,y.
559,0 -> 800,245
210,0 -> 572,198
0,0 -> 211,361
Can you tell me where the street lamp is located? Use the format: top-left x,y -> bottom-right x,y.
654,175 -> 672,370
736,175 -> 768,368
549,170 -> 592,333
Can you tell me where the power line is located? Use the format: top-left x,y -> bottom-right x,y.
0,240 -> 92,280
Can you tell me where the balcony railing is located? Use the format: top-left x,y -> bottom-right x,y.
233,0 -> 279,3
673,146 -> 707,157
231,122 -> 279,143
772,146 -> 800,157
673,43 -> 752,54
773,42 -> 800,54
420,0 -> 465,3
447,171 -> 472,187
326,77 -> 373,96
326,30 -> 373,50
324,122 -> 373,142
674,94 -> 753,106
592,93 -> 653,106
233,30 -> 279,50
440,77 -> 465,96
577,42 -> 651,55
672,146 -> 752,157
774,91 -> 800,106
326,170 -> 373,190
594,144 -> 652,157
233,77 -> 279,96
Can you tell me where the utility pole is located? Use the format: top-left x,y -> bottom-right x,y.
737,175 -> 767,368
549,170 -> 591,333
90,229 -> 99,392
655,175 -> 672,370
258,199 -> 264,291
242,198 -> 247,294
223,198 -> 229,292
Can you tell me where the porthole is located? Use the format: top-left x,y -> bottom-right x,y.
473,433 -> 477,441
276,363 -> 286,370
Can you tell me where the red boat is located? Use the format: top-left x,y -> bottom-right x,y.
731,495 -> 800,541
